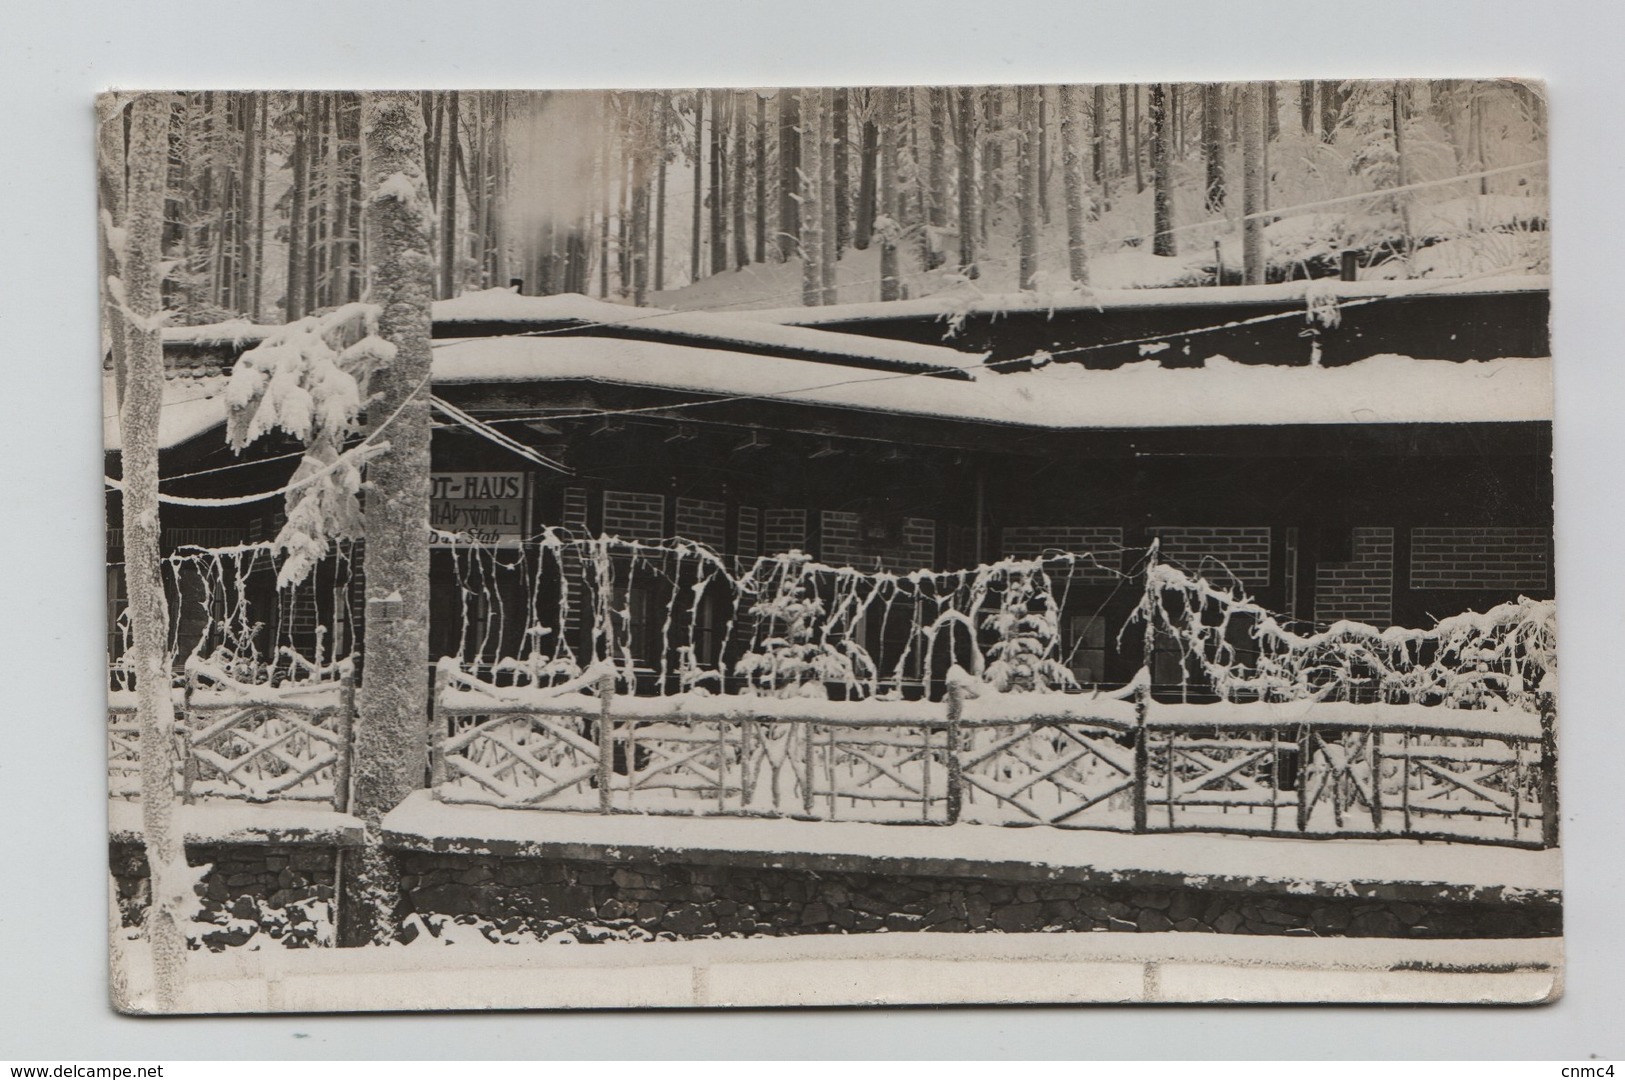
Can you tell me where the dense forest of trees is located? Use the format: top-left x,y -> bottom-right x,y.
133,80 -> 1547,324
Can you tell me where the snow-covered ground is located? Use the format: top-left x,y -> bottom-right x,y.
112,928 -> 1561,1013
383,790 -> 1560,896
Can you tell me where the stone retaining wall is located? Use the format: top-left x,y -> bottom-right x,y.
110,842 -> 337,949
396,851 -> 1560,941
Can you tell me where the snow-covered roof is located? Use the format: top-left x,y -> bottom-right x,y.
161,320 -> 279,346
432,288 -> 985,374
433,335 -> 1552,429
103,373 -> 233,451
744,273 -> 1552,327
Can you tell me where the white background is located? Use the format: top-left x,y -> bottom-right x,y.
1,0 -> 1620,1060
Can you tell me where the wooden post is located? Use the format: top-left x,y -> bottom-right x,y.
945,681 -> 964,825
1296,726 -> 1314,833
426,665 -> 447,792
180,679 -> 196,806
802,719 -> 816,815
1132,679 -> 1150,834
716,719 -> 728,814
1538,691 -> 1559,848
1369,729 -> 1384,831
334,671 -> 356,812
596,672 -> 616,813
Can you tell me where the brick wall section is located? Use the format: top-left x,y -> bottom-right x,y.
1147,526 -> 1271,588
1000,526 -> 1125,581
901,518 -> 936,569
736,506 -> 760,560
1410,527 -> 1550,591
603,491 -> 666,542
560,487 -> 590,535
1314,527 -> 1394,627
560,487 -> 591,636
820,511 -> 862,566
675,497 -> 727,550
764,509 -> 807,553
819,511 -> 936,571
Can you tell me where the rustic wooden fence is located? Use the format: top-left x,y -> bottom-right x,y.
428,670 -> 1558,849
108,676 -> 353,808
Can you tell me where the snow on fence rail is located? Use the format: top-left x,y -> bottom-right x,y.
429,665 -> 1557,848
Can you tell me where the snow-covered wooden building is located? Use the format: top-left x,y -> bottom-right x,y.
108,279 -> 1552,697
105,279 -> 1561,956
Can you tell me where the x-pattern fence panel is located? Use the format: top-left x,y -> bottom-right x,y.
107,681 -> 351,807
431,680 -> 1556,847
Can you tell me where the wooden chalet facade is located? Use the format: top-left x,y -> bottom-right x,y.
106,282 -> 1553,696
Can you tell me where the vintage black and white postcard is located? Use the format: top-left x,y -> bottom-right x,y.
99,81 -> 1557,1012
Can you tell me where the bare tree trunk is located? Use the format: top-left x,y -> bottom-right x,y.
854,94 -> 878,251
753,94 -> 767,264
1116,84 -> 1130,185
491,94 -> 509,288
1266,83 -> 1280,142
1300,80 -> 1315,135
1015,86 -> 1040,290
1242,82 -> 1266,285
1133,84 -> 1144,194
732,91 -> 749,270
252,98 -> 268,320
285,93 -> 309,320
878,87 -> 900,301
1058,85 -> 1089,286
1319,79 -> 1341,142
910,90 -> 931,275
832,88 -> 850,255
1091,83 -> 1109,215
1204,83 -> 1225,213
1150,84 -> 1175,256
820,87 -> 838,303
114,91 -> 189,1011
929,87 -> 950,229
439,92 -> 459,299
690,92 -> 703,281
630,94 -> 652,305
981,88 -> 1004,242
1037,87 -> 1050,226
1394,82 -> 1412,261
800,87 -> 824,306
654,95 -> 668,292
237,93 -> 258,313
342,91 -> 435,947
955,86 -> 977,274
710,89 -> 727,276
777,90 -> 800,260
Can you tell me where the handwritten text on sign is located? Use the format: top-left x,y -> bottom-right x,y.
430,472 -> 528,545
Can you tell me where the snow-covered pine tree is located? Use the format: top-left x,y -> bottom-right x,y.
105,91 -> 189,1012
982,572 -> 1077,693
224,304 -> 393,590
734,555 -> 873,698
